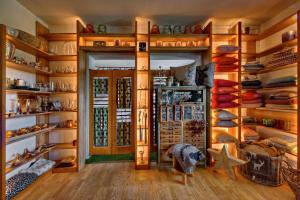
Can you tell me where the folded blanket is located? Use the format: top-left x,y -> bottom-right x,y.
265,81 -> 296,88
265,104 -> 297,110
270,91 -> 297,99
241,92 -> 262,100
242,80 -> 262,86
266,76 -> 297,85
242,85 -> 262,89
242,99 -> 263,104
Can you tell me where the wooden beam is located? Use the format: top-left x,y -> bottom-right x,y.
297,10 -> 300,170
238,22 -> 242,142
0,24 -> 6,200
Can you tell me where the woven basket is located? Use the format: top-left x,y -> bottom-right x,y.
282,160 -> 300,200
237,142 -> 284,186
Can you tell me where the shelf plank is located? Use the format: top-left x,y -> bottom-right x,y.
257,38 -> 297,58
6,89 -> 52,94
253,125 -> 297,135
6,126 -> 56,144
6,111 -> 77,119
150,46 -> 209,53
258,13 -> 297,40
80,46 -> 135,52
50,73 -> 77,77
6,60 -> 52,75
52,127 -> 77,131
255,107 -> 297,113
47,55 -> 77,61
54,143 -> 77,149
6,35 -> 49,58
256,86 -> 297,93
6,146 -> 56,174
41,33 -> 76,41
150,33 -> 208,39
212,34 -> 237,42
80,33 -> 135,40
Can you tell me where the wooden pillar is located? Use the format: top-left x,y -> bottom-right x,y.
237,22 -> 242,142
297,11 -> 300,170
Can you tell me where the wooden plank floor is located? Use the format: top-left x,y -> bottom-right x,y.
15,162 -> 294,200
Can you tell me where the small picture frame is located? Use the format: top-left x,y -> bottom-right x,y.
139,42 -> 147,52
167,106 -> 173,121
174,105 -> 181,121
161,106 -> 167,122
193,104 -> 204,120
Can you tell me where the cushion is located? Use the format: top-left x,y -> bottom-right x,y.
213,109 -> 237,120
195,63 -> 215,88
20,158 -> 55,176
214,120 -> 238,127
213,56 -> 238,65
170,62 -> 196,86
213,129 -> 237,143
212,101 -> 239,109
216,45 -> 239,54
213,87 -> 238,94
213,94 -> 238,102
6,173 -> 38,200
214,79 -> 238,87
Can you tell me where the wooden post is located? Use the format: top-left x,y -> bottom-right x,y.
297,11 -> 300,170
237,22 -> 242,142
0,24 -> 6,200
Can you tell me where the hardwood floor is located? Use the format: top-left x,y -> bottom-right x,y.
15,162 -> 294,200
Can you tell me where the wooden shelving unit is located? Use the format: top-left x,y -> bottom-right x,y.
6,60 -> 52,75
240,11 -> 300,169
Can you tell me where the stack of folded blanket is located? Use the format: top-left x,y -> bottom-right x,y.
267,47 -> 298,68
242,61 -> 264,72
213,55 -> 239,72
242,75 -> 262,89
265,75 -> 297,88
242,127 -> 259,141
265,91 -> 297,110
241,92 -> 263,108
212,79 -> 239,109
242,116 -> 257,125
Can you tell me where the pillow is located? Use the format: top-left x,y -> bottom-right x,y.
214,120 -> 238,127
170,62 -> 196,86
213,109 -> 237,120
214,79 -> 238,87
6,173 -> 38,200
213,56 -> 238,65
195,63 -> 215,88
214,94 -> 238,102
213,87 -> 238,94
213,129 -> 237,143
212,101 -> 239,109
216,45 -> 239,54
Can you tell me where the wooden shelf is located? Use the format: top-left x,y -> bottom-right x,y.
150,33 -> 208,39
256,86 -> 297,93
50,73 -> 77,77
257,38 -> 297,58
6,146 -> 56,174
6,111 -> 77,119
54,143 -> 77,149
51,91 -> 77,94
212,34 -> 237,41
6,89 -> 52,94
242,34 -> 259,41
250,63 -> 297,74
80,46 -> 135,52
6,35 -> 50,58
255,107 -> 297,113
150,46 -> 209,53
6,126 -> 56,144
47,55 -> 77,61
41,33 -> 76,41
52,127 -> 77,130
253,125 -> 297,135
6,60 -> 52,75
258,13 -> 297,40
80,33 -> 135,40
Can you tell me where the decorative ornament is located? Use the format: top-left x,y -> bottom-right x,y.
208,144 -> 247,179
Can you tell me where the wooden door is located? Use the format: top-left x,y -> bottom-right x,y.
89,70 -> 136,155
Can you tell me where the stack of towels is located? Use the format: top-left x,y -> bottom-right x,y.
242,75 -> 262,90
243,61 -> 264,72
212,79 -> 239,109
265,91 -> 297,110
267,47 -> 298,68
241,92 -> 263,108
265,76 -> 297,88
213,45 -> 239,72
242,127 -> 259,142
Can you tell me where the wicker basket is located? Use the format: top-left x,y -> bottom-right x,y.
237,142 -> 284,186
282,160 -> 300,200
